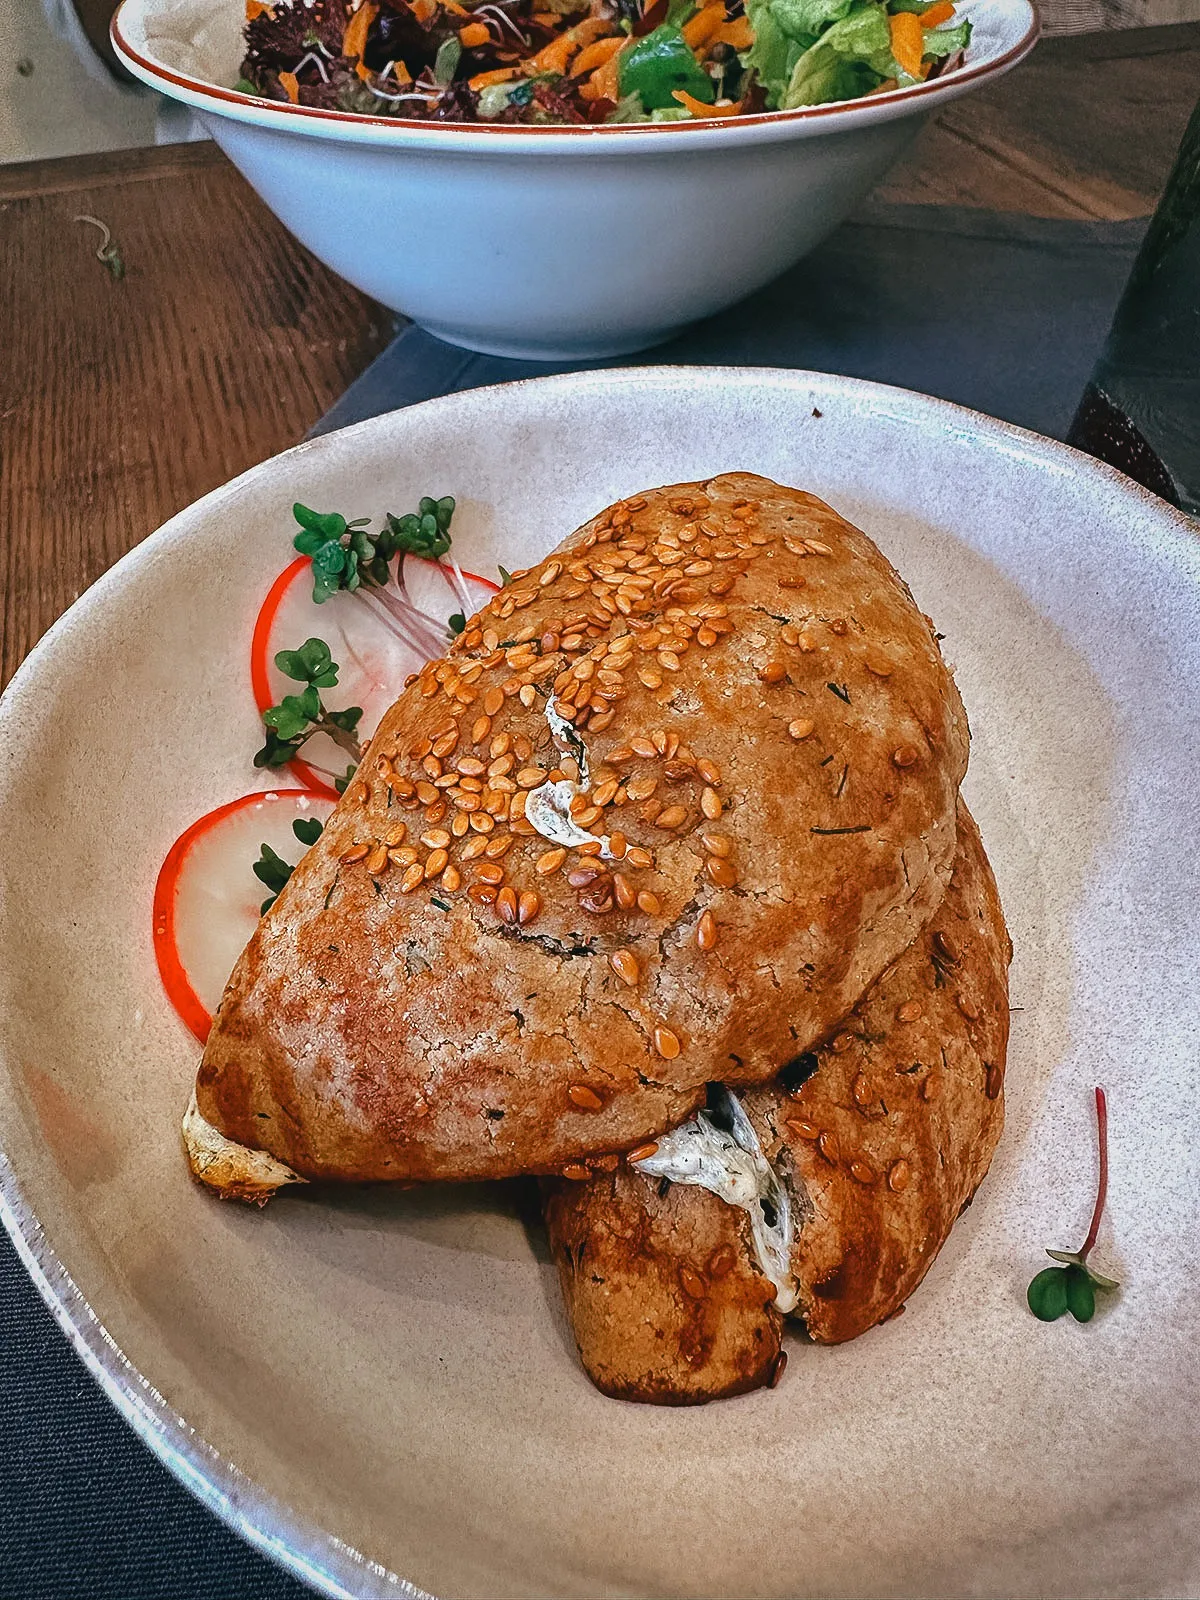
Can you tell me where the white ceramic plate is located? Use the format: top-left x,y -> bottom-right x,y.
2,369 -> 1199,1600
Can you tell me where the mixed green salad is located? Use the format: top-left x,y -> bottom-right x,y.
238,0 -> 971,124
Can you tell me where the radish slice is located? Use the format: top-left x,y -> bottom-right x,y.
251,555 -> 500,798
154,789 -> 334,1042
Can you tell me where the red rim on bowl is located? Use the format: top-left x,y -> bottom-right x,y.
111,0 -> 1039,140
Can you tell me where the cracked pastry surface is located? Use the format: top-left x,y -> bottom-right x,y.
193,473 -> 969,1184
542,804 -> 1010,1402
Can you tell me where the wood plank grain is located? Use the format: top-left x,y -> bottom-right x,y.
879,21 -> 1199,218
0,147 -> 391,690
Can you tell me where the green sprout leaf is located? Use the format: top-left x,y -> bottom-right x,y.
1027,1267 -> 1069,1322
1027,1086 -> 1119,1325
292,817 -> 324,847
383,495 -> 456,561
448,613 -> 466,636
275,637 -> 339,687
498,565 -> 514,587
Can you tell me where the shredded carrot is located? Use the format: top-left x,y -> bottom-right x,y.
682,4 -> 725,51
245,0 -> 273,19
588,50 -> 623,102
392,57 -> 413,82
355,58 -> 373,79
341,1 -> 376,59
671,87 -> 738,115
919,0 -> 955,25
864,74 -> 898,94
571,35 -> 625,75
524,32 -> 578,74
918,58 -> 931,76
411,0 -> 437,22
569,17 -> 616,47
459,21 -> 492,47
888,10 -> 924,76
469,64 -> 521,87
713,15 -> 753,48
278,69 -> 300,102
443,1 -> 471,14
532,10 -> 560,22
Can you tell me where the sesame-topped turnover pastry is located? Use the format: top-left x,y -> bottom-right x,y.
542,805 -> 1010,1403
188,474 -> 969,1190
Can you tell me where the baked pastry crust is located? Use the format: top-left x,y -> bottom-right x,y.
194,474 -> 968,1184
542,805 -> 1009,1400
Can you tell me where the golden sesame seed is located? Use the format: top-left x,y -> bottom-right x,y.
892,745 -> 920,769
339,843 -> 370,865
818,1130 -> 839,1164
420,828 -> 451,850
467,882 -> 497,905
539,560 -> 563,587
474,862 -> 504,885
518,684 -> 536,708
468,813 -> 496,834
606,745 -> 634,763
609,949 -> 640,985
888,1159 -> 911,1193
387,845 -> 418,868
421,755 -> 442,780
696,758 -> 721,785
653,1025 -> 680,1059
851,1159 -> 876,1185
786,1119 -> 820,1140
696,910 -> 718,952
561,1163 -> 591,1181
832,1031 -> 855,1054
934,930 -> 960,966
425,799 -> 448,825
897,1000 -> 923,1023
626,846 -> 654,870
496,886 -> 519,924
442,864 -> 461,892
986,1062 -> 1004,1099
700,787 -> 723,820
865,653 -> 893,677
517,889 -> 541,925
655,804 -> 688,830
415,781 -> 438,806
365,845 -> 389,876
759,662 -> 787,685
567,1083 -> 604,1112
706,857 -> 738,888
424,848 -> 449,880
399,862 -> 424,894
625,774 -> 657,802
701,832 -> 732,858
805,539 -> 832,556
451,812 -> 470,837
788,718 -> 815,741
536,847 -> 567,876
592,779 -> 619,807
630,736 -> 657,759
679,1266 -> 707,1300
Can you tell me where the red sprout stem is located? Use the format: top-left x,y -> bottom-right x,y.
1079,1085 -> 1108,1261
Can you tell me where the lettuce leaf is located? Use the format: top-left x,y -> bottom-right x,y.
742,0 -> 809,104
779,1 -> 895,107
921,17 -> 971,52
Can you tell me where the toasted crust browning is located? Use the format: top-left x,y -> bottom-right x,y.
195,474 -> 968,1183
543,806 -> 1009,1400
542,1170 -> 783,1404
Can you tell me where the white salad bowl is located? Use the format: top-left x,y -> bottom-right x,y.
112,0 -> 1036,357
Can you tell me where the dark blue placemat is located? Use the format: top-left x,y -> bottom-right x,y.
313,202 -> 1147,443
0,199 -> 1146,1600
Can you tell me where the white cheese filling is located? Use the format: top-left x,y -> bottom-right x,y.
633,1087 -> 798,1312
182,1090 -> 305,1199
525,693 -> 617,860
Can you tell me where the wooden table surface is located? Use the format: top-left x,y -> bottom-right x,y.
2,21 -> 1197,692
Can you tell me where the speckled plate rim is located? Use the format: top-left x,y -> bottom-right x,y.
111,0 -> 1038,149
0,366 -> 1194,1600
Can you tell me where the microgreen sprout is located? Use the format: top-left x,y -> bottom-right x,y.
1027,1086 -> 1119,1323
254,637 -> 364,777
291,497 -> 469,660
254,816 -> 324,914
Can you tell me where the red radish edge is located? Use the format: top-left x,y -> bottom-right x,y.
250,557 -> 337,799
249,554 -> 501,799
154,788 -> 304,1044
